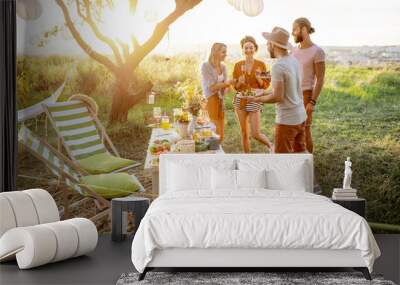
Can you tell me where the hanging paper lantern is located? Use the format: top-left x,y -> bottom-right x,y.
16,0 -> 42,21
226,0 -> 264,17
233,0 -> 242,11
242,0 -> 264,17
227,0 -> 241,11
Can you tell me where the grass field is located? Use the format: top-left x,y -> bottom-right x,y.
16,55 -> 400,227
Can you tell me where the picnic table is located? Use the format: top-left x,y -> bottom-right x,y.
144,127 -> 224,195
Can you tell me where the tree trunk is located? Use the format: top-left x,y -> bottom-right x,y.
56,0 -> 201,125
109,75 -> 153,124
109,83 -> 130,123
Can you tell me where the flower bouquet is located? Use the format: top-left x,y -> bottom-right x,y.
176,80 -> 207,137
176,80 -> 207,117
175,111 -> 191,138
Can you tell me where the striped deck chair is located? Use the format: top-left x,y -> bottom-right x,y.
18,126 -> 145,221
43,99 -> 140,175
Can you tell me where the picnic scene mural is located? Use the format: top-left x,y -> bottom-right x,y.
16,0 -> 400,232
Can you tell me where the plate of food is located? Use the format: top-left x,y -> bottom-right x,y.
236,90 -> 256,99
150,157 -> 159,167
146,123 -> 158,128
259,71 -> 271,80
252,88 -> 265,96
196,116 -> 209,126
149,139 -> 171,156
195,141 -> 209,152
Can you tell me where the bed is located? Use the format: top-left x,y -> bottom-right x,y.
131,154 -> 380,281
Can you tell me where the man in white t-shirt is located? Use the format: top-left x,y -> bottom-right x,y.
248,27 -> 307,153
292,17 -> 326,154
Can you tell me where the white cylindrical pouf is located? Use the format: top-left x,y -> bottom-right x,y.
17,226 -> 58,269
0,226 -> 57,269
42,221 -> 79,262
0,192 -> 39,227
66,218 -> 98,257
23,189 -> 59,224
0,218 -> 97,269
0,188 -> 97,269
0,196 -> 17,237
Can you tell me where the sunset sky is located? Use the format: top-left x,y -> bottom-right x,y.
17,0 -> 400,56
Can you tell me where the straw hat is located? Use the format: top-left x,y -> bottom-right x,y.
262,27 -> 292,50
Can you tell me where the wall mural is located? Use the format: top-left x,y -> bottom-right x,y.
16,0 -> 400,233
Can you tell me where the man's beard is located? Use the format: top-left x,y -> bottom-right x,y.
294,34 -> 303,43
268,47 -> 275,58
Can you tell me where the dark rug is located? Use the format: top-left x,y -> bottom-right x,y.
116,271 -> 396,285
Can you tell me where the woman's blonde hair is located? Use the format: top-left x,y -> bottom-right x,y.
208,43 -> 227,67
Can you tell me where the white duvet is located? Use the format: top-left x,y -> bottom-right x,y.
131,190 -> 380,273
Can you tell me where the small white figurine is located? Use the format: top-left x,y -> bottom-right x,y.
343,157 -> 352,189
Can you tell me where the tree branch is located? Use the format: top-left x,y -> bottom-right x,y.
76,0 -> 85,19
56,0 -> 118,74
117,39 -> 130,62
131,34 -> 140,51
128,0 -> 202,68
79,0 -> 123,66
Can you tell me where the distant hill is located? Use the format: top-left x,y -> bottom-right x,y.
18,42 -> 400,67
165,44 -> 400,66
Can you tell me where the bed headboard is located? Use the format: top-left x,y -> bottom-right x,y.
158,153 -> 314,195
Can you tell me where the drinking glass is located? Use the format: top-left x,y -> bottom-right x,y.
173,108 -> 183,124
161,116 -> 170,130
153,107 -> 162,126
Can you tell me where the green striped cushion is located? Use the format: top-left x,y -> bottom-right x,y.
18,126 -> 84,195
45,101 -> 107,160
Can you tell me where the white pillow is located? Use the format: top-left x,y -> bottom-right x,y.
237,159 -> 309,191
212,168 -> 237,190
236,169 -> 267,189
266,161 -> 307,191
167,163 -> 212,192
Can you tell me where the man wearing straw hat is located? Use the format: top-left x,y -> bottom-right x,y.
292,17 -> 326,154
247,27 -> 307,153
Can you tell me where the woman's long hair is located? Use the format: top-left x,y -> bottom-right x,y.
208,43 -> 227,67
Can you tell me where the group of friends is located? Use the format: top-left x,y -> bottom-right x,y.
200,17 -> 325,154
